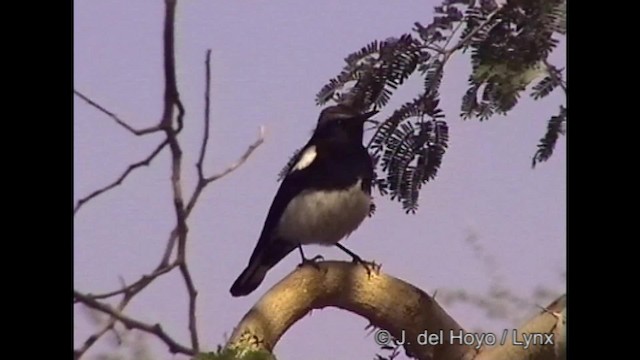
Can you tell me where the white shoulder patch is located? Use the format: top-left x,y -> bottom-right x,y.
292,145 -> 317,172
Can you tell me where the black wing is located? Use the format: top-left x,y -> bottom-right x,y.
244,142 -> 317,265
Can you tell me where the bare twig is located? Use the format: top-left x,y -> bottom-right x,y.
79,262 -> 179,300
204,127 -> 266,183
197,49 -> 214,180
74,318 -> 113,359
189,49 -> 267,211
157,125 -> 265,269
74,263 -> 180,359
74,291 -> 131,360
158,228 -> 180,268
74,139 -> 170,215
74,291 -> 195,356
74,90 -> 163,136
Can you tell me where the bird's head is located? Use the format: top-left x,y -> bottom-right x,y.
313,105 -> 378,141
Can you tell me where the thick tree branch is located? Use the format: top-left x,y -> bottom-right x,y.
226,262 -> 565,360
475,295 -> 566,360
226,261 -> 475,360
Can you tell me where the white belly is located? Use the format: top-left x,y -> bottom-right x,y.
277,180 -> 371,245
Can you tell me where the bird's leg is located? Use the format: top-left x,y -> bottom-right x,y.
335,243 -> 379,276
335,243 -> 363,263
297,243 -> 324,269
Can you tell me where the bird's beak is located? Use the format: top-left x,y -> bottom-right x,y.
360,110 -> 379,122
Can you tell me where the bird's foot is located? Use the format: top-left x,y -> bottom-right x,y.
298,254 -> 325,270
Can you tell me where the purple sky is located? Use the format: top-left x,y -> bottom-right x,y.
74,1 -> 566,359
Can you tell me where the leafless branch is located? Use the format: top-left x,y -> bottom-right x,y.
197,49 -> 214,180
179,260 -> 199,351
157,0 -> 200,351
74,291 -> 196,356
74,90 -> 163,136
204,127 -> 266,183
74,317 -> 113,359
73,139 -> 169,215
74,262 -> 180,359
185,49 -> 267,217
158,125 -> 265,269
76,0 -> 194,356
78,262 -> 179,301
74,290 -> 131,360
76,1 -> 265,357
158,228 -> 181,268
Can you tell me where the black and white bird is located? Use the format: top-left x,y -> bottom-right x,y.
230,104 -> 378,297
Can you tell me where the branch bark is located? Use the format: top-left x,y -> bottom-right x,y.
226,261 -> 474,360
226,261 -> 566,360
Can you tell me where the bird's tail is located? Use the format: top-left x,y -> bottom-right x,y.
230,239 -> 296,297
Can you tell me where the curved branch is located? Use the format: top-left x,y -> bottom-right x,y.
475,295 -> 566,360
226,262 -> 566,360
226,261 -> 475,360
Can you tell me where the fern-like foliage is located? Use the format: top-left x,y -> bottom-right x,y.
316,34 -> 424,110
531,63 -> 564,100
306,0 -> 565,213
369,94 -> 448,213
461,0 -> 565,118
532,105 -> 566,167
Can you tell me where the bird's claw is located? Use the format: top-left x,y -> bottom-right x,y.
298,254 -> 325,270
352,258 -> 381,277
